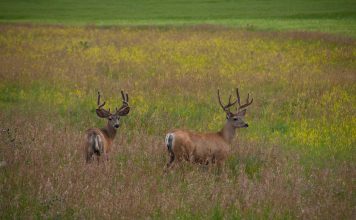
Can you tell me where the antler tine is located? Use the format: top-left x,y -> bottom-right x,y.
121,90 -> 125,101
240,97 -> 253,109
217,89 -> 225,110
217,89 -> 237,112
236,88 -> 241,106
226,95 -> 237,108
236,88 -> 253,110
121,90 -> 129,104
96,91 -> 112,118
97,91 -> 106,109
116,90 -> 130,116
246,93 -> 250,105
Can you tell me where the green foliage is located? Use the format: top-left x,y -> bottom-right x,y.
0,83 -> 22,104
210,205 -> 224,220
0,0 -> 356,36
227,155 -> 264,179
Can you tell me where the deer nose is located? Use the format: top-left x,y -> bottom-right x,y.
244,123 -> 249,127
114,124 -> 119,128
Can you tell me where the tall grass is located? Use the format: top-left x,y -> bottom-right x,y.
0,24 -> 355,218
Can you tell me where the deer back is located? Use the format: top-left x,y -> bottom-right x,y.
170,129 -> 230,163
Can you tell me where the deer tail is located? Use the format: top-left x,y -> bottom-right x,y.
165,133 -> 174,153
90,134 -> 103,155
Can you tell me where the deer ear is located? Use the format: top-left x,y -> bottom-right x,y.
237,109 -> 246,116
117,106 -> 130,116
226,112 -> 233,119
96,109 -> 111,118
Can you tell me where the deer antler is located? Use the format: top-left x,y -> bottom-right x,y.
116,90 -> 130,116
236,88 -> 253,111
97,91 -> 106,108
96,92 -> 112,118
217,89 -> 237,114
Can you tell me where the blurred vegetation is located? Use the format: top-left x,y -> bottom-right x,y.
0,0 -> 356,36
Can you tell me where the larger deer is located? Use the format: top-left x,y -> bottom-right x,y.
165,88 -> 253,169
84,91 -> 130,163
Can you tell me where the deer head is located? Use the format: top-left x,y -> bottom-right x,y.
96,91 -> 130,129
217,88 -> 253,128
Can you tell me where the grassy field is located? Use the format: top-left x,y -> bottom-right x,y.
0,24 -> 355,219
1,0 -> 356,36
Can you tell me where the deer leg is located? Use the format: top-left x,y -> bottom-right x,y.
165,152 -> 175,169
95,153 -> 102,164
204,156 -> 215,172
86,153 -> 92,163
103,151 -> 109,162
189,153 -> 195,164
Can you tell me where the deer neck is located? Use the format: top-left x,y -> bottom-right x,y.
101,123 -> 117,142
219,121 -> 236,144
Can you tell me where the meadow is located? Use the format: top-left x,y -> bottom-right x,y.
1,0 -> 356,36
0,24 -> 355,219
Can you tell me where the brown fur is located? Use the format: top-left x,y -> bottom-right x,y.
166,121 -> 239,169
84,122 -> 117,163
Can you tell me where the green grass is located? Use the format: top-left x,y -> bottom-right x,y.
0,25 -> 355,219
0,0 -> 356,36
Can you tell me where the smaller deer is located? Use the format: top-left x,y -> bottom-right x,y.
84,91 -> 130,163
165,88 -> 253,170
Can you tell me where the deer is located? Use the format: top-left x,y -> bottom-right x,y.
84,91 -> 130,163
164,88 -> 253,170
